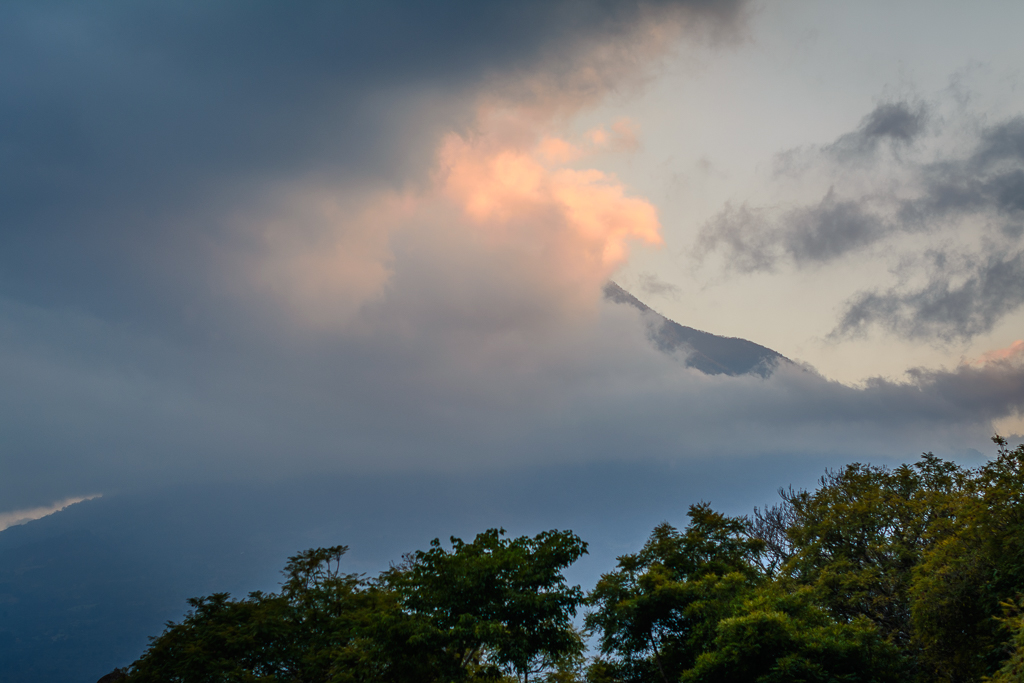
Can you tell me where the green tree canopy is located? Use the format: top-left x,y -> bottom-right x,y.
585,504 -> 764,683
386,528 -> 588,683
119,439 -> 1024,683
126,531 -> 587,683
680,584 -> 903,683
912,438 -> 1024,681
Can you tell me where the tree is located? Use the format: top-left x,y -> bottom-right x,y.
680,584 -> 903,683
911,438 -> 1024,682
125,531 -> 590,683
385,528 -> 588,683
777,455 -> 967,654
987,599 -> 1024,683
744,445 -> 1024,681
125,545 -> 433,683
119,441 -> 1024,683
585,504 -> 764,683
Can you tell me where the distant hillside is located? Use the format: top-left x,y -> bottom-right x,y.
0,458 -> 823,683
603,282 -> 789,377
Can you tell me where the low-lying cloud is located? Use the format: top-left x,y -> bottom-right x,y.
4,2 -> 1021,518
0,495 -> 100,532
4,278 -> 1022,510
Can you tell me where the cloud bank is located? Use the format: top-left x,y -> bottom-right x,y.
0,495 -> 100,532
2,1 -> 1022,515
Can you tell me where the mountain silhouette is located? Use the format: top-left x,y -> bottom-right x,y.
604,282 -> 789,377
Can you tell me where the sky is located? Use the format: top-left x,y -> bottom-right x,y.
3,0 -> 1024,525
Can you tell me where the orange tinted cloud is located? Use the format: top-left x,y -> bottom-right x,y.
539,118 -> 641,163
586,127 -> 610,147
243,186 -> 416,328
249,108 -> 661,329
537,136 -> 583,164
610,118 -> 640,151
974,340 -> 1024,365
439,124 -> 662,272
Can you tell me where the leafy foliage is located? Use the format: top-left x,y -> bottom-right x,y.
585,503 -> 904,683
680,584 -> 903,683
385,528 -> 588,682
911,438 -> 1024,682
126,532 -> 586,683
126,545 -> 435,683
121,439 -> 1024,683
987,599 -> 1024,683
779,457 -> 965,649
587,441 -> 1024,682
585,504 -> 763,683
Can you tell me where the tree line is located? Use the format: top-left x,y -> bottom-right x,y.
117,438 -> 1024,682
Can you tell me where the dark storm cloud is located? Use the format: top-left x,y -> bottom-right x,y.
695,101 -> 932,274
832,116 -> 1024,340
768,101 -> 930,179
1,0 -> 763,509
0,0 -> 745,327
900,356 -> 1024,420
696,99 -> 1024,340
784,192 -> 888,262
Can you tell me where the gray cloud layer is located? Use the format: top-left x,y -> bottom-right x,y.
3,2 -> 1022,517
835,250 -> 1024,341
695,99 -> 1024,341
696,190 -> 891,271
3,288 -> 1021,509
824,100 -> 929,161
1,0 -> 763,508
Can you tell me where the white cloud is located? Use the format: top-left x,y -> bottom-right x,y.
0,495 -> 100,532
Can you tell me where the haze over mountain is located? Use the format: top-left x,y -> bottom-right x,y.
3,0 -> 1022,513
4,2 -> 1024,681
0,284 -> 1006,683
0,290 -> 798,683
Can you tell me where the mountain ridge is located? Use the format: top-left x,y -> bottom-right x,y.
603,282 -> 789,378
